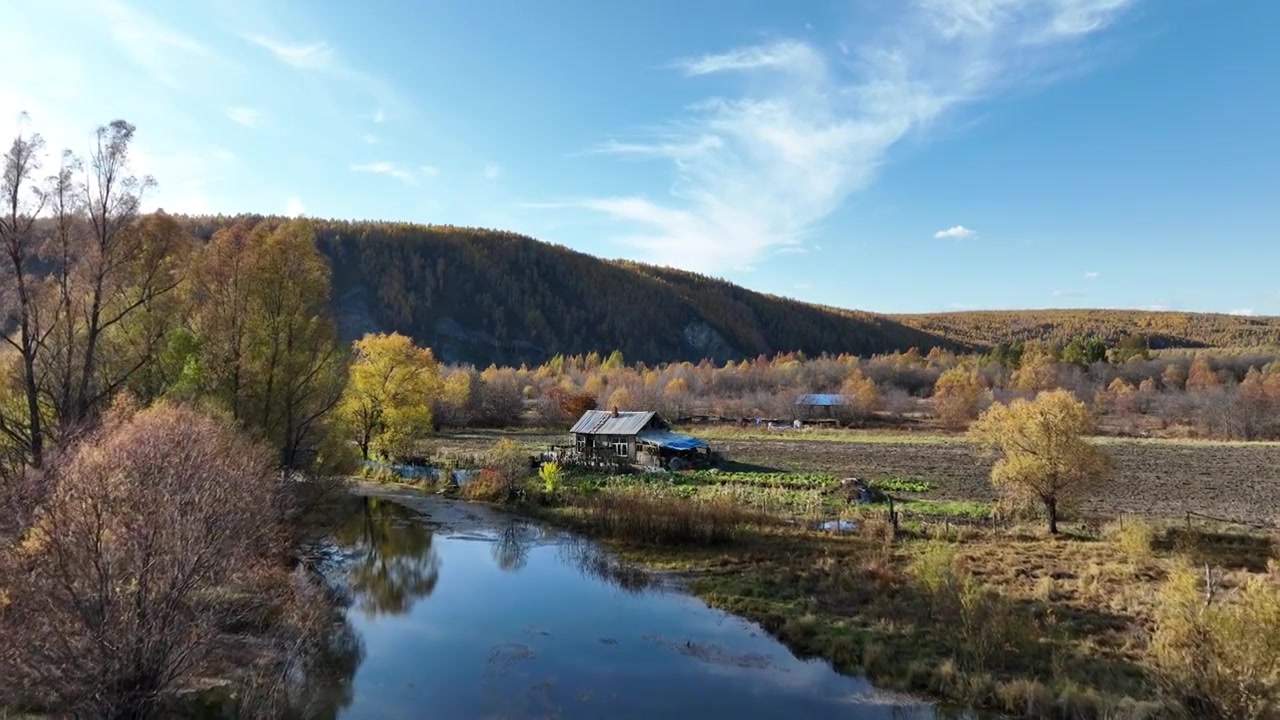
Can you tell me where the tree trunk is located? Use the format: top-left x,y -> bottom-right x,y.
1046,496 -> 1059,535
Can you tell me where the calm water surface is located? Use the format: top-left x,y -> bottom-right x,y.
323,491 -> 945,720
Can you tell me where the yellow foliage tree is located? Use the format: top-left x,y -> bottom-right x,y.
1100,377 -> 1138,415
606,386 -> 634,412
663,377 -> 690,419
933,367 -> 983,430
969,389 -> 1110,534
1186,356 -> 1220,392
1161,363 -> 1187,390
339,332 -> 441,460
840,368 -> 881,419
1011,343 -> 1059,394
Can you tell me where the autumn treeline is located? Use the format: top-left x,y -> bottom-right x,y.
434,341 -> 1280,441
0,122 -> 351,479
1,120 -> 352,716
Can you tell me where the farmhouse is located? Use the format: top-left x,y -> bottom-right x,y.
570,408 -> 711,469
795,393 -> 847,420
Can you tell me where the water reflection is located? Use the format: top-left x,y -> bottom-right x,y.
557,536 -> 659,594
491,519 -> 532,573
317,494 -> 954,720
332,497 -> 441,617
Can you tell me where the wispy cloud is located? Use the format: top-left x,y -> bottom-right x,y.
558,0 -> 1136,272
350,161 -> 417,185
934,225 -> 977,239
93,0 -> 210,87
243,34 -> 409,117
1052,290 -> 1086,298
1228,308 -> 1255,317
676,40 -> 821,76
226,107 -> 262,128
362,134 -> 378,144
776,246 -> 808,255
284,196 -> 305,217
483,163 -> 502,180
244,34 -> 333,69
419,165 -> 439,178
1084,271 -> 1101,279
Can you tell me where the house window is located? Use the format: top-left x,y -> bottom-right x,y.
612,436 -> 629,457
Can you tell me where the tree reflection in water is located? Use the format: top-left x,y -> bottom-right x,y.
490,519 -> 532,573
556,537 -> 658,594
332,496 -> 442,617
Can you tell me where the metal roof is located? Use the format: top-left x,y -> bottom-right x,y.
796,393 -> 847,406
570,410 -> 656,436
636,430 -> 708,451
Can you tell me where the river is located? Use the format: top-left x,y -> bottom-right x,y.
317,486 -> 951,719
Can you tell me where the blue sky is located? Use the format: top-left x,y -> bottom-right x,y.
3,0 -> 1277,316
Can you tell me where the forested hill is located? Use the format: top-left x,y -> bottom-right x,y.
176,216 -> 1280,365
183,213 -> 962,363
180,216 -> 958,366
892,309 -> 1280,351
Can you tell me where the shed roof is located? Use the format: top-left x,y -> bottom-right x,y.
796,393 -> 847,406
571,410 -> 656,436
636,430 -> 708,451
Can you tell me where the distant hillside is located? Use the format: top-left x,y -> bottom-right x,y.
892,309 -> 1280,350
180,216 -> 959,366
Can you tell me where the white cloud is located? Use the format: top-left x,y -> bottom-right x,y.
676,40 -> 822,76
795,282 -> 813,290
776,246 -> 808,255
934,225 -> 977,240
243,34 -> 409,118
1142,304 -> 1170,312
226,107 -> 262,128
363,134 -> 378,144
1052,290 -> 1085,298
419,165 -> 439,178
244,34 -> 333,69
1084,271 -> 1101,279
558,0 -> 1135,272
1228,308 -> 1255,317
284,196 -> 305,217
351,161 -> 417,185
483,163 -> 502,180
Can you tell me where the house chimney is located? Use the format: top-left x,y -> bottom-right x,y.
611,405 -> 619,417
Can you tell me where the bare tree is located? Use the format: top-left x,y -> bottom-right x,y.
68,120 -> 160,423
0,124 -> 50,469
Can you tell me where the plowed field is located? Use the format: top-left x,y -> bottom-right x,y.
711,436 -> 1280,522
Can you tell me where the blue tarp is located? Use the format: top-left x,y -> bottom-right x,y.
796,393 -> 847,406
636,430 -> 708,451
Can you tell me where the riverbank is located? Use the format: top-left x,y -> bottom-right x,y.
339,484 -> 948,719
391,467 -> 1275,720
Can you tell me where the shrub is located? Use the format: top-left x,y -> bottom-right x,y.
1150,561 -> 1280,719
0,403 -> 299,718
907,542 -> 1033,674
459,469 -> 507,503
539,461 -> 563,493
1106,515 -> 1156,563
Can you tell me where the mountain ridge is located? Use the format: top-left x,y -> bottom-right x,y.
177,215 -> 1280,365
